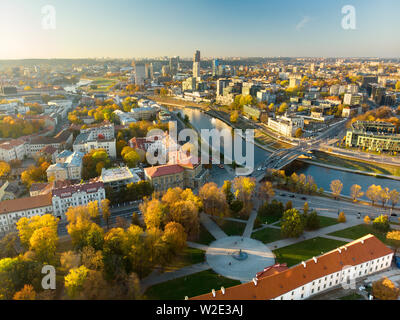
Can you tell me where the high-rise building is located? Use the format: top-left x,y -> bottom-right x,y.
193,50 -> 201,78
216,79 -> 230,96
135,63 -> 146,86
212,59 -> 219,77
169,56 -> 179,75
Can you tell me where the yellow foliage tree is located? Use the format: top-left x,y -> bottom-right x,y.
338,212 -> 346,223
372,277 -> 399,300
13,284 -> 36,300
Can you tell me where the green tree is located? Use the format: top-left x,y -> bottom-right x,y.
281,209 -> 304,238
372,215 -> 390,233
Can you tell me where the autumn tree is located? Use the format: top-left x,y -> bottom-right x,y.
350,184 -> 364,202
281,209 -> 304,238
294,128 -> 303,138
230,111 -> 239,123
366,185 -> 381,206
330,179 -> 343,200
258,181 -> 275,205
121,146 -> 140,168
16,214 -> 58,261
232,176 -> 256,216
386,231 -> 400,254
162,222 -> 187,261
64,265 -> 89,299
222,180 -> 234,207
13,284 -> 36,300
372,277 -> 399,300
29,226 -> 58,264
140,198 -> 167,229
364,215 -> 371,225
372,215 -> 390,233
66,205 -> 104,251
378,187 -> 390,208
0,161 -> 11,178
101,199 -> 111,230
338,212 -> 346,223
389,189 -> 400,209
199,182 -> 228,217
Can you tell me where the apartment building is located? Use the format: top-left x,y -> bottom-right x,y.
46,150 -> 84,181
51,181 -> 106,219
0,139 -> 27,162
0,194 -> 53,234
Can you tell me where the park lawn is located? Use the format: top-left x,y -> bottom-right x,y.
339,293 -> 363,300
273,237 -> 348,267
312,150 -> 400,177
252,227 -> 282,244
319,216 -> 340,228
163,247 -> 205,272
328,224 -> 390,245
197,224 -> 215,245
144,269 -> 241,300
211,218 -> 246,236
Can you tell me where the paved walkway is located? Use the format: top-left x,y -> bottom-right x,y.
242,210 -> 258,238
199,213 -> 227,240
321,234 -> 354,243
205,236 -> 275,282
186,241 -> 209,251
140,262 -> 211,293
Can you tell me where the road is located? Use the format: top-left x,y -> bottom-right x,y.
57,203 -> 141,236
273,190 -> 399,223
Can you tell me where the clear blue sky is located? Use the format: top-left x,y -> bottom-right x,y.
0,0 -> 399,59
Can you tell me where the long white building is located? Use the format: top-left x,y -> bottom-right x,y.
191,235 -> 394,300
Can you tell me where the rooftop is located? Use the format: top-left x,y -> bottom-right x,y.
0,194 -> 52,215
191,235 -> 393,300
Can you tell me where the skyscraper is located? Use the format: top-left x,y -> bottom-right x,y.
212,59 -> 219,77
135,63 -> 146,86
193,50 -> 201,78
169,56 -> 179,75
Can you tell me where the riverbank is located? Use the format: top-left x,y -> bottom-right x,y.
300,159 -> 400,182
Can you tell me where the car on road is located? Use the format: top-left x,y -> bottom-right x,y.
280,193 -> 286,197
391,213 -> 398,217
301,197 -> 307,201
289,194 -> 295,198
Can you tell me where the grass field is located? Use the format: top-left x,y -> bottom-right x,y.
197,224 -> 216,245
339,293 -> 364,300
211,217 -> 247,236
312,151 -> 400,177
144,269 -> 241,300
328,224 -> 390,245
252,227 -> 282,244
162,247 -> 205,272
273,237 -> 348,267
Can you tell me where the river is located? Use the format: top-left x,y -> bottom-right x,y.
175,107 -> 400,198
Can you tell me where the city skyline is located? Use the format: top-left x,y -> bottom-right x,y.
0,0 -> 400,60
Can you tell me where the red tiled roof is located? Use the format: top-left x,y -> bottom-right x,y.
0,194 -> 52,215
0,139 -> 25,150
256,264 -> 288,279
52,181 -> 104,198
191,235 -> 393,300
40,145 -> 58,154
144,164 -> 184,178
